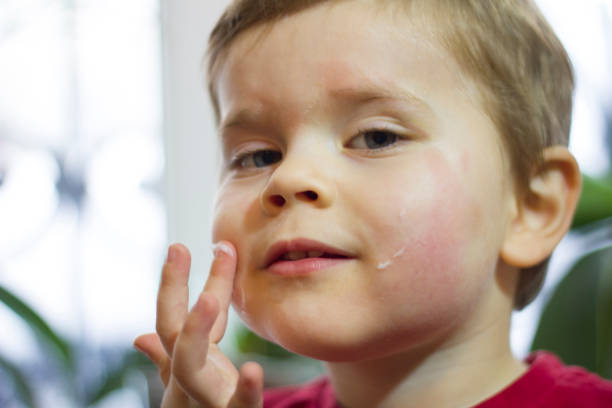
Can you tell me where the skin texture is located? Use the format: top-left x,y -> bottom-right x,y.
134,1 -> 582,407
213,1 -> 515,363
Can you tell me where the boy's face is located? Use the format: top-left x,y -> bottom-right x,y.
212,1 -> 517,361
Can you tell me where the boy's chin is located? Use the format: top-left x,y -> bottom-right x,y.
260,330 -> 394,363
242,313 -> 450,363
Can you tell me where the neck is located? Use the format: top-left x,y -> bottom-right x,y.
325,300 -> 526,408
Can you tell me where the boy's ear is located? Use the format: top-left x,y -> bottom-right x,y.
501,146 -> 582,268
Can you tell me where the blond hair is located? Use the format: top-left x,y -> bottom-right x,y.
205,0 -> 574,309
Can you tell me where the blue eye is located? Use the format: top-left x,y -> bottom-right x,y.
233,149 -> 282,169
363,130 -> 397,149
349,129 -> 399,150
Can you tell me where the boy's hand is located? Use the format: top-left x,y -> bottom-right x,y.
134,243 -> 264,408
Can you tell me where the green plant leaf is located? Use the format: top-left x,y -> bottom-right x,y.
0,353 -> 36,408
0,285 -> 73,370
572,174 -> 612,229
596,246 -> 612,378
531,245 -> 612,379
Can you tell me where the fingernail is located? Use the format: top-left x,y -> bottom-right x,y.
167,245 -> 177,262
212,242 -> 234,259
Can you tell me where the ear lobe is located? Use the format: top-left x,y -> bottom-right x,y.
501,146 -> 582,268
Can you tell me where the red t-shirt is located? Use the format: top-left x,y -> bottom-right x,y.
263,352 -> 612,407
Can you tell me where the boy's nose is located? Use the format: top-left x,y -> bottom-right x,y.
260,160 -> 335,216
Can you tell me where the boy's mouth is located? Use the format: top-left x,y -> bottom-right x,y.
263,238 -> 354,268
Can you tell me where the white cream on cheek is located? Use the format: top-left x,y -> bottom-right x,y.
377,245 -> 408,270
376,200 -> 411,270
234,282 -> 247,315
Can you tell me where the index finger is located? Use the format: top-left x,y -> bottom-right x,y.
204,241 -> 237,343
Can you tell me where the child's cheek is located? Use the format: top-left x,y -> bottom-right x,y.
211,182 -> 259,311
368,149 -> 493,331
370,148 -> 473,267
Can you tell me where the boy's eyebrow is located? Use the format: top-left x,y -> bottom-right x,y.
219,85 -> 434,132
328,85 -> 434,116
220,109 -> 262,133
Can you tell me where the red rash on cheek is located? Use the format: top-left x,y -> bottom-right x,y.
376,149 -> 481,309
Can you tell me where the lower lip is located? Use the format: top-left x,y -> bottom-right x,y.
267,257 -> 353,276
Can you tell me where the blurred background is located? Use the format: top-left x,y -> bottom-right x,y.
0,0 -> 611,406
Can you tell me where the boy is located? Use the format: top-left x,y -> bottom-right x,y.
134,0 -> 612,406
